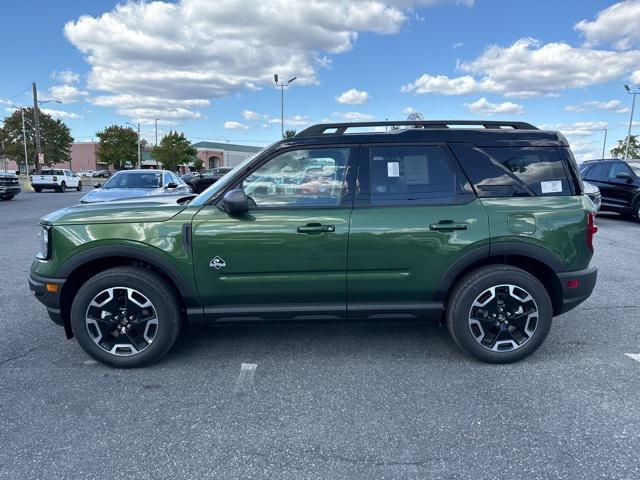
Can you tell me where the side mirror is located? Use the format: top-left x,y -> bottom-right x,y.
221,188 -> 249,214
166,182 -> 178,189
616,172 -> 632,181
94,183 -> 102,189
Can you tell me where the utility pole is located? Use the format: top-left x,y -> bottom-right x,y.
624,85 -> 638,159
601,128 -> 607,159
32,83 -> 42,173
126,121 -> 141,168
155,118 -> 159,146
273,74 -> 297,139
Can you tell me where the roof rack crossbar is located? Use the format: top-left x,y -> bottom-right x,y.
296,120 -> 538,137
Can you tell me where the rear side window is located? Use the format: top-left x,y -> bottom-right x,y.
366,145 -> 470,205
584,163 -> 609,180
451,144 -> 574,197
41,169 -> 63,176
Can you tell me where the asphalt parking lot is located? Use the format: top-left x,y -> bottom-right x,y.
1,191 -> 639,479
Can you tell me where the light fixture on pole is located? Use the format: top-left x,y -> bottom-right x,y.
624,84 -> 639,159
274,74 -> 297,139
126,121 -> 141,169
602,128 -> 607,159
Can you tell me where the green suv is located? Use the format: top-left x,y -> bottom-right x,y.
29,121 -> 598,367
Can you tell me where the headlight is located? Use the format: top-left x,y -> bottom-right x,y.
36,225 -> 51,260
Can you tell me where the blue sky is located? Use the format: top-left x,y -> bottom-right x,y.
1,0 -> 639,159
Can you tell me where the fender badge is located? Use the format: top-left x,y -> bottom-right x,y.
210,256 -> 226,269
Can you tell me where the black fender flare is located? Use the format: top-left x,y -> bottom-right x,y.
434,242 -> 567,301
56,244 -> 199,307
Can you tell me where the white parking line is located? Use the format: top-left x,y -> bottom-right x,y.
234,363 -> 257,394
625,353 -> 640,363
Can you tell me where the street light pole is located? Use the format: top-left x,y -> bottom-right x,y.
624,84 -> 639,159
273,74 -> 297,139
9,104 -> 31,174
126,121 -> 141,168
602,128 -> 608,159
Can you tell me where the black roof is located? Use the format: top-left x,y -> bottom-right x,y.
279,121 -> 568,148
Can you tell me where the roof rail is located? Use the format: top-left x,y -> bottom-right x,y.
296,120 -> 538,137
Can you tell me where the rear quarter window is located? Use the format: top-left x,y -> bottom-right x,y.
450,144 -> 575,197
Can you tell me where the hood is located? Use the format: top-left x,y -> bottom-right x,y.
80,187 -> 162,204
41,201 -> 191,226
0,172 -> 17,178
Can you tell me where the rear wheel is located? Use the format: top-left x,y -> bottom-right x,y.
77,181 -> 82,192
70,267 -> 182,368
1,195 -> 15,201
58,182 -> 66,193
33,187 -> 42,193
446,265 -> 552,364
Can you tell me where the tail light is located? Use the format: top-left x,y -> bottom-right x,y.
52,176 -> 57,181
586,211 -> 597,252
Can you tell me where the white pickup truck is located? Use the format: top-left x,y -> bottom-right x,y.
31,168 -> 82,193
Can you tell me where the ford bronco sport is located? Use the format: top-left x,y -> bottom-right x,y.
29,120 -> 597,367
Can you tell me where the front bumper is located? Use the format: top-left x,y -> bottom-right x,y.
31,183 -> 60,189
557,266 -> 598,314
28,271 -> 66,327
0,186 -> 20,195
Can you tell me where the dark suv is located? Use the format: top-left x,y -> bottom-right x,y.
580,159 -> 640,219
0,172 -> 21,200
187,167 -> 234,193
29,121 -> 598,367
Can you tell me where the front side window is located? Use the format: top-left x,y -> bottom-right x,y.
367,145 -> 468,205
242,148 -> 350,208
608,162 -> 633,179
627,161 -> 640,177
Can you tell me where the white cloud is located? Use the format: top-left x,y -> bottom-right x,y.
452,42 -> 464,49
242,109 -> 262,121
48,84 -> 88,103
540,121 -> 608,137
224,121 -> 249,130
575,0 -> 640,50
464,97 -> 524,115
402,106 -> 417,115
50,70 -> 80,84
335,88 -> 371,105
64,1 -> 470,122
403,38 -> 640,98
632,70 -> 640,84
564,99 -> 630,114
267,114 -> 311,126
333,111 -> 375,121
41,108 -> 82,120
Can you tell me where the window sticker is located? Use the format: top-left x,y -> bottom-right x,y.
387,162 -> 400,177
540,180 -> 562,193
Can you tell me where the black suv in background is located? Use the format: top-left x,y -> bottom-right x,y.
580,159 -> 640,219
0,172 -> 21,200
186,167 -> 233,193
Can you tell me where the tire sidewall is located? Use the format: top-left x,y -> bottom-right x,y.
59,182 -> 66,193
77,182 -> 82,192
70,269 -> 181,367
448,268 -> 553,364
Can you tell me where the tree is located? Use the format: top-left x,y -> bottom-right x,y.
0,107 -> 73,173
96,125 -> 138,170
151,131 -> 196,171
192,157 -> 203,172
284,129 -> 297,138
611,135 -> 639,159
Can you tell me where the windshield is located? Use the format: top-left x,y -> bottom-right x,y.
189,149 -> 267,206
102,172 -> 163,189
627,161 -> 640,177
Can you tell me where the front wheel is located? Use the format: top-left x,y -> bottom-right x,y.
77,181 -> 82,192
70,267 -> 182,368
33,187 -> 42,193
446,265 -> 552,364
58,182 -> 66,193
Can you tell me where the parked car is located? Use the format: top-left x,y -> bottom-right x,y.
79,169 -> 192,204
580,159 -> 640,219
31,169 -> 82,193
80,170 -> 96,177
186,166 -> 234,193
30,120 -> 597,367
582,181 -> 601,213
0,171 -> 21,200
93,170 -> 112,178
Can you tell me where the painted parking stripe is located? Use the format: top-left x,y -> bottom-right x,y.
234,363 -> 257,394
625,353 -> 640,363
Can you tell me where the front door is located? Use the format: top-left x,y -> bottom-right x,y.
192,146 -> 356,321
347,144 -> 489,320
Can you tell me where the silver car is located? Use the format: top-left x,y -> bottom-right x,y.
80,169 -> 192,204
583,181 -> 601,213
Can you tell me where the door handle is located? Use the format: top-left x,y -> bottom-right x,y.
297,223 -> 336,234
429,221 -> 468,231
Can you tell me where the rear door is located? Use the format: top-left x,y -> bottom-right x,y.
346,143 -> 489,319
583,162 -> 612,205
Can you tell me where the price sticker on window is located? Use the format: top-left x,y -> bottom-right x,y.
387,162 -> 400,177
540,180 -> 562,193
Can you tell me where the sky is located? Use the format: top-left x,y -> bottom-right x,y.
1,0 -> 639,160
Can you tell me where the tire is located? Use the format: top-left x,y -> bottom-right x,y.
34,187 -> 42,193
70,267 -> 182,368
1,195 -> 15,201
58,182 -> 66,193
77,181 -> 82,192
446,265 -> 552,364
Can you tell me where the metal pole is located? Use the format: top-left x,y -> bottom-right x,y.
155,119 -> 158,146
625,92 -> 637,160
601,128 -> 607,159
20,108 -> 29,174
281,84 -> 284,139
32,83 -> 42,172
137,122 -> 141,168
